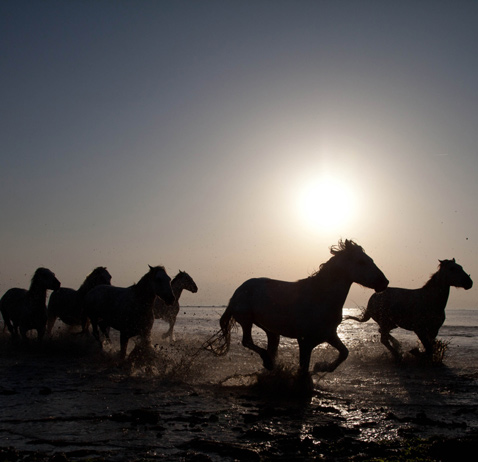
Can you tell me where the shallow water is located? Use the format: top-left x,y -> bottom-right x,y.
1,307 -> 477,461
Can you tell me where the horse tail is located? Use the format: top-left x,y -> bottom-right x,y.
203,305 -> 236,356
0,298 -> 14,335
344,306 -> 371,323
219,307 -> 236,352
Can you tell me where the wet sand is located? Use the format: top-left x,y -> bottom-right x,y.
1,324 -> 478,461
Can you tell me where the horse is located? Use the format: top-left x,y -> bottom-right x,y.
46,267 -> 112,335
208,239 -> 389,377
83,265 -> 175,359
346,259 -> 473,361
0,268 -> 61,341
153,270 -> 198,342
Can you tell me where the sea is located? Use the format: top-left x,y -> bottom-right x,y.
174,305 -> 478,374
1,306 -> 477,461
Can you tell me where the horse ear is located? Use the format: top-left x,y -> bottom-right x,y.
452,258 -> 456,263
439,259 -> 443,264
148,264 -> 153,270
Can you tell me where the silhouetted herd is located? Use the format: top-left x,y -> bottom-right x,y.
0,239 -> 474,375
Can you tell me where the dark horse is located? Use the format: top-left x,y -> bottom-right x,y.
209,240 -> 389,376
346,259 -> 473,360
84,265 -> 175,359
0,268 -> 61,341
47,267 -> 112,335
153,270 -> 198,342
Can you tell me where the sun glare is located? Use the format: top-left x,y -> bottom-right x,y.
298,176 -> 357,232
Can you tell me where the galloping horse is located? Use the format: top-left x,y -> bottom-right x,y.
210,240 -> 389,376
153,270 -> 198,342
1,268 -> 61,341
346,259 -> 473,360
84,265 -> 175,359
47,267 -> 112,335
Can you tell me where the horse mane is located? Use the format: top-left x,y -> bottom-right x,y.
30,268 -> 51,286
423,259 -> 454,288
78,267 -> 109,293
135,265 -> 166,287
310,239 -> 363,278
171,271 -> 185,283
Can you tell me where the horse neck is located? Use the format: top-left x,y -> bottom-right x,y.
306,263 -> 353,308
172,284 -> 184,300
77,280 -> 93,297
132,275 -> 156,305
422,274 -> 451,310
28,280 -> 49,304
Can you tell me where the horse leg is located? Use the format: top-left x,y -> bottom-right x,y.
37,325 -> 46,342
414,330 -> 436,359
46,316 -> 56,336
298,338 -> 313,376
380,328 -> 402,361
119,332 -> 129,360
19,326 -> 29,342
90,319 -> 103,348
3,316 -> 17,338
81,318 -> 90,334
169,317 -> 177,343
313,333 -> 349,373
162,319 -> 175,342
266,331 -> 280,369
241,322 -> 274,370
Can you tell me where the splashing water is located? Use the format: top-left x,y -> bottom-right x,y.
1,307 -> 477,461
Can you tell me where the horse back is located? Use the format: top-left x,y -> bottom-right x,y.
367,287 -> 445,331
229,277 -> 339,340
48,287 -> 81,323
1,287 -> 48,330
85,285 -> 153,335
1,288 -> 29,320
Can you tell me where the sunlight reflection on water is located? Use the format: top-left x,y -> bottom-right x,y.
1,306 -> 477,460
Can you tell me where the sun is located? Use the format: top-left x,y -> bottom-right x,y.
297,176 -> 357,232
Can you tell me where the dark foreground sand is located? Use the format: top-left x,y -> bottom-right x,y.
1,330 -> 478,462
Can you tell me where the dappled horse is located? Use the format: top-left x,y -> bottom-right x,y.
47,267 -> 112,335
346,259 -> 473,360
84,265 -> 175,359
208,240 -> 389,377
0,268 -> 61,341
153,270 -> 198,342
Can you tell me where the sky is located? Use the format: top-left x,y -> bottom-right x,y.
1,0 -> 477,309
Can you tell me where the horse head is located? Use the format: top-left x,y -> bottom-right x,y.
33,268 -> 61,291
178,270 -> 198,293
332,239 -> 389,292
92,266 -> 112,286
148,265 -> 175,305
438,259 -> 473,290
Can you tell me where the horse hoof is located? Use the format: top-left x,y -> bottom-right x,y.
410,347 -> 422,357
262,358 -> 275,371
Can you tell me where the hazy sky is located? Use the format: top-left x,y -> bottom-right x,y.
2,1 -> 477,308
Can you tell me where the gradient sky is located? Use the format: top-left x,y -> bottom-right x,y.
2,1 -> 477,308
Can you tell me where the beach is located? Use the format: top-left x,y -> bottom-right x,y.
1,307 -> 478,461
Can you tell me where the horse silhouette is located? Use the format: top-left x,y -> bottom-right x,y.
47,267 -> 112,335
1,268 -> 61,341
346,259 -> 473,360
153,270 -> 198,342
84,265 -> 175,359
208,239 -> 389,377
